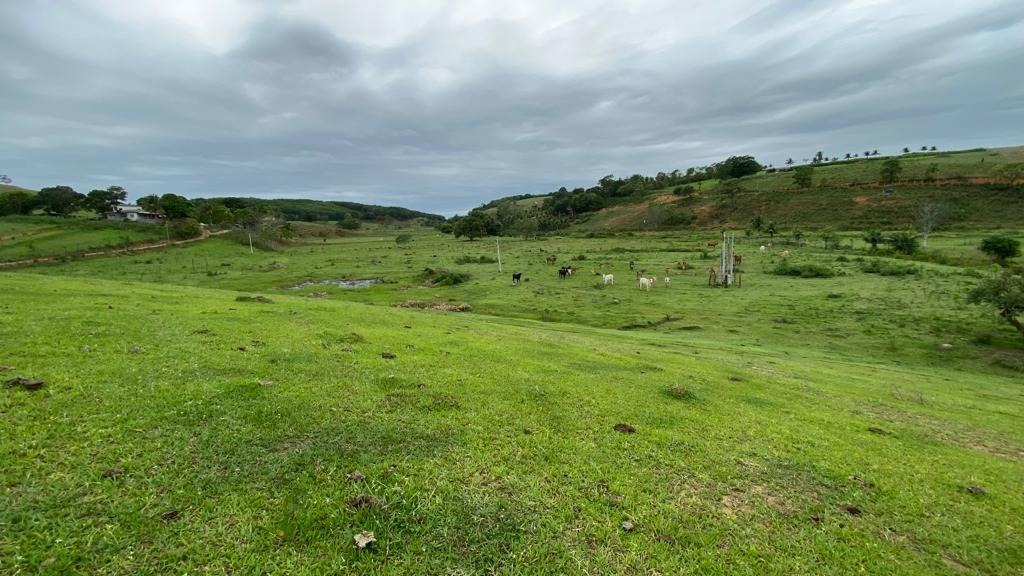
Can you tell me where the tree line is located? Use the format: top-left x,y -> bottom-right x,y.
0,184 -> 444,227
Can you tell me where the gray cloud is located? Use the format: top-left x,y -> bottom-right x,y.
2,0 -> 1022,215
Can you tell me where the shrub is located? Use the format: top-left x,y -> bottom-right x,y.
665,211 -> 696,226
418,268 -> 470,286
773,261 -> 835,278
454,255 -> 497,264
665,384 -> 696,401
395,234 -> 413,245
572,254 -> 587,261
860,260 -> 920,276
170,218 -> 201,240
887,231 -> 919,255
971,331 -> 995,345
992,352 -> 1024,372
979,235 -> 1021,266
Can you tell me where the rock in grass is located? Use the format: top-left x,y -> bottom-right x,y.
964,485 -> 987,496
347,494 -> 377,509
621,520 -> 635,531
235,295 -> 273,303
160,508 -> 181,522
346,470 -> 366,482
0,366 -> 14,372
5,376 -> 44,391
354,531 -> 376,549
842,504 -> 863,516
101,466 -> 126,479
867,426 -> 890,435
613,423 -> 636,434
380,351 -> 397,359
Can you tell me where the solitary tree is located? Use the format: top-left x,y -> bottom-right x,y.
785,158 -> 794,166
0,174 -> 11,184
915,202 -> 942,247
968,270 -> 1024,340
395,234 -> 413,246
880,158 -> 903,183
902,147 -> 910,154
864,150 -> 871,157
921,146 -> 928,151
979,235 -> 1021,266
793,166 -> 814,189
930,146 -> 937,151
863,229 -> 884,252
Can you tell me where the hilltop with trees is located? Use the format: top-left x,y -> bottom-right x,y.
446,146 -> 1024,238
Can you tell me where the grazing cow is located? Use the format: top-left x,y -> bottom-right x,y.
663,269 -> 671,287
677,261 -> 690,271
628,260 -> 635,271
639,277 -> 654,291
707,241 -> 719,248
512,272 -> 522,285
707,266 -> 718,286
602,273 -> 614,285
759,245 -> 767,253
734,255 -> 742,266
780,250 -> 790,258
558,266 -> 570,279
546,254 -> 557,265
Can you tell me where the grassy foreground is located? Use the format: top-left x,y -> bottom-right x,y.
1,268 -> 1022,574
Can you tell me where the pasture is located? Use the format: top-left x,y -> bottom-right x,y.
0,216 -> 168,262
2,227 -> 1023,574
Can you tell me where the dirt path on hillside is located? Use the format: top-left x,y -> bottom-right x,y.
0,229 -> 233,268
0,228 -> 56,242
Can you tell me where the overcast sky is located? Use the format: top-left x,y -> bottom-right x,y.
2,0 -> 1023,215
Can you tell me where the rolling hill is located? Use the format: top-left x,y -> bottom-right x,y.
480,146 -> 1024,233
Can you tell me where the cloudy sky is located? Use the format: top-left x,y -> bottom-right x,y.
2,0 -> 1023,215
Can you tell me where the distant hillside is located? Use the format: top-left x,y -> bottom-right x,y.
0,184 -> 37,195
474,146 -> 1024,233
195,196 -> 445,224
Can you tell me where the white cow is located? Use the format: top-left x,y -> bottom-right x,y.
639,277 -> 654,291
759,245 -> 767,253
602,273 -> 614,285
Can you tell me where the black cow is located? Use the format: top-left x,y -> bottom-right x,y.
512,272 -> 522,285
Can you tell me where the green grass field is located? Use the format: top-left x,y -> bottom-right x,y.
2,224 -> 1023,574
0,216 -> 169,262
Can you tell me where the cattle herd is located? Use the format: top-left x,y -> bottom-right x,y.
507,240 -> 793,289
